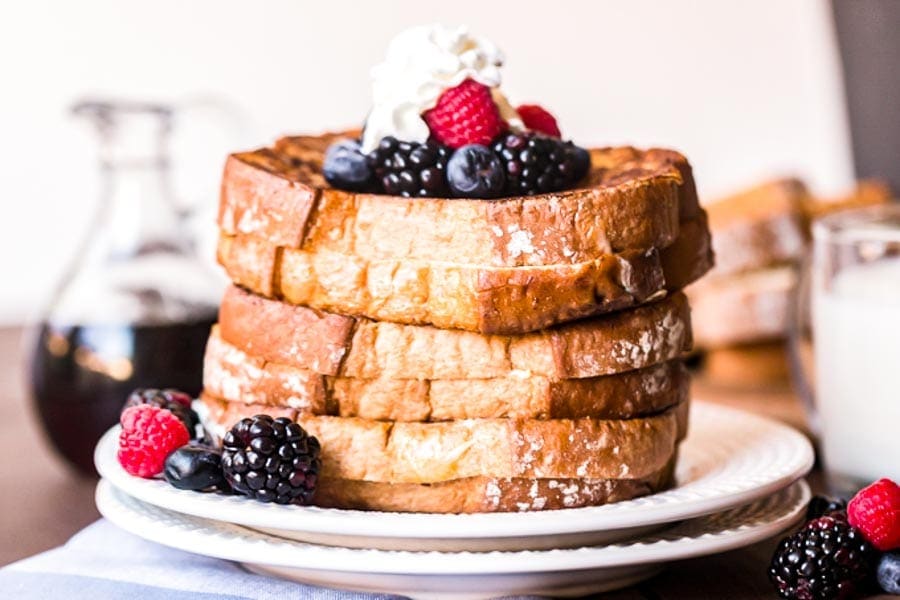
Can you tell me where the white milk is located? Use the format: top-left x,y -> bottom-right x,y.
813,257 -> 900,486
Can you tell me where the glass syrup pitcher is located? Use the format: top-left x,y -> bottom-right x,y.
27,100 -> 223,475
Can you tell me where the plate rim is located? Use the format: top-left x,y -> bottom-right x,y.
95,400 -> 814,539
95,478 -> 810,575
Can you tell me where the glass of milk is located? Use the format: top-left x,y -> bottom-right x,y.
805,205 -> 900,494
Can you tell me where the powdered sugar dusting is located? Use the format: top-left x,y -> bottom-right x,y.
609,305 -> 686,368
506,227 -> 535,259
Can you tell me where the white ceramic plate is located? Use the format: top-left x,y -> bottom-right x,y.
95,401 -> 813,551
96,479 -> 809,599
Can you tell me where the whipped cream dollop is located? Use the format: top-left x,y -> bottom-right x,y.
360,24 -> 522,153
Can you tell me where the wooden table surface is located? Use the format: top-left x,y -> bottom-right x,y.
0,325 -> 888,598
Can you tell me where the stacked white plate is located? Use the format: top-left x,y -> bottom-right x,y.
95,401 -> 814,599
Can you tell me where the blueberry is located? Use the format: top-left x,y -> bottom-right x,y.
806,495 -> 848,520
164,446 -> 226,492
322,139 -> 373,192
878,552 -> 900,594
569,145 -> 591,180
447,145 -> 505,198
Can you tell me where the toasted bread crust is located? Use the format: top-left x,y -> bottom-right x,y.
201,395 -> 687,484
203,327 -> 689,421
313,457 -> 676,513
219,134 -> 689,267
217,285 -> 692,380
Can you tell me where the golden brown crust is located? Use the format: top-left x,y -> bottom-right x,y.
203,327 -> 689,421
217,285 -> 692,380
219,134 -> 689,267
201,395 -> 687,484
313,457 -> 676,513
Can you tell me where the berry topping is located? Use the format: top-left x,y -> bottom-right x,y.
323,139 -> 374,192
769,514 -> 879,600
123,388 -> 199,439
221,415 -> 321,505
424,79 -> 506,148
878,552 -> 900,595
367,136 -> 451,197
117,405 -> 190,478
516,104 -> 562,137
848,478 -> 900,551
491,133 -> 591,196
807,495 -> 849,520
446,144 -> 506,199
164,446 -> 227,492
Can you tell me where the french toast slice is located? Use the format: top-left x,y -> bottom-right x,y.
220,134 -> 698,267
204,327 -> 689,421
688,265 -> 795,348
217,216 -> 709,335
217,285 -> 692,380
802,179 -> 891,220
200,395 -> 687,484
217,134 -> 712,333
313,457 -> 676,513
705,178 -> 808,279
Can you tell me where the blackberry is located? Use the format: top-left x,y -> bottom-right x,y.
491,132 -> 591,196
123,388 -> 199,438
806,495 -> 848,520
769,515 -> 879,599
366,136 -> 451,197
221,415 -> 320,504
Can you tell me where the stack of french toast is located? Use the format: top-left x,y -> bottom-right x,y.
689,178 -> 890,387
199,132 -> 714,512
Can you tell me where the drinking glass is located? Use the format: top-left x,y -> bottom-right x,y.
790,204 -> 900,495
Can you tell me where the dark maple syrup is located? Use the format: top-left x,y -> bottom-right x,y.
29,316 -> 216,475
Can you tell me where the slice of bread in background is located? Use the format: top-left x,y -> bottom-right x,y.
688,265 -> 795,348
803,179 -> 892,221
705,178 -> 808,279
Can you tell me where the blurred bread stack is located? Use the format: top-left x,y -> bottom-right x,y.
689,178 -> 891,389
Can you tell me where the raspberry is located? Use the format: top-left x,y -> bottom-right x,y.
516,104 -> 562,137
123,388 -> 198,439
424,79 -> 506,148
117,405 -> 190,478
848,478 -> 900,551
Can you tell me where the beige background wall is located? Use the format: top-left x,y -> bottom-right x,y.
0,0 -> 853,323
